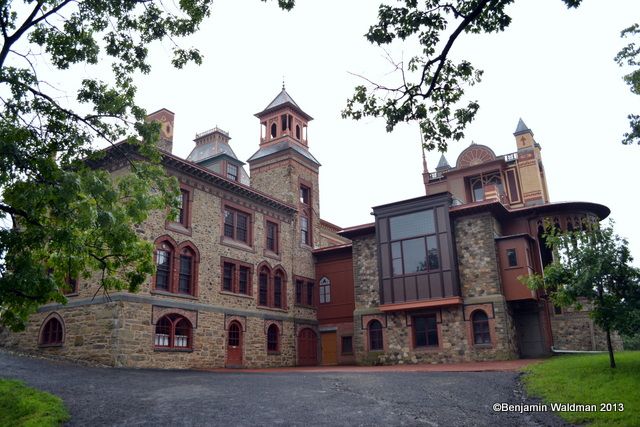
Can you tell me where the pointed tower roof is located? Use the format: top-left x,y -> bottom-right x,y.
255,87 -> 313,121
435,154 -> 451,171
514,118 -> 532,136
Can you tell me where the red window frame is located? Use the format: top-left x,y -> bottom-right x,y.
266,221 -> 279,254
220,258 -> 252,296
154,314 -> 193,350
257,265 -> 287,309
227,163 -> 238,181
153,237 -> 199,297
472,311 -> 491,345
223,206 -> 251,245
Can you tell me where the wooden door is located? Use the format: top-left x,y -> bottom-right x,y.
515,312 -> 545,358
297,328 -> 318,366
226,322 -> 243,367
321,332 -> 337,365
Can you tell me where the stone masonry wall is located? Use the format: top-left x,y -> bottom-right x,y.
550,304 -> 624,352
454,214 -> 503,298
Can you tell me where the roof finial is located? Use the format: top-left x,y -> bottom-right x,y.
282,76 -> 285,91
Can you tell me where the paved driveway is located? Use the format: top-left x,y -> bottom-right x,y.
0,351 -> 565,426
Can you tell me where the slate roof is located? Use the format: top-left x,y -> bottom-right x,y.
247,139 -> 320,166
255,88 -> 313,121
514,118 -> 532,136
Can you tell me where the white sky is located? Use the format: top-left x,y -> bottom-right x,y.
135,0 -> 640,264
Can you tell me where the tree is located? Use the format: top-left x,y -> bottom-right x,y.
521,221 -> 640,368
342,0 -> 640,150
0,0 -> 294,331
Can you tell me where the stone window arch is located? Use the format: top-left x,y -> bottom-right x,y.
39,313 -> 64,346
368,319 -> 383,351
154,314 -> 193,349
472,310 -> 491,345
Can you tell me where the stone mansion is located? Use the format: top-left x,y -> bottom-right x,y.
1,88 -> 619,367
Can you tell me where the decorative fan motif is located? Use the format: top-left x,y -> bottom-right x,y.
456,145 -> 496,168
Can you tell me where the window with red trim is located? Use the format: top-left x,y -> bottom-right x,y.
154,314 -> 192,349
227,164 -> 238,181
224,207 -> 250,245
368,320 -> 383,351
154,239 -> 198,297
221,260 -> 251,296
301,215 -> 310,245
259,268 -> 269,306
177,189 -> 189,226
40,317 -> 63,346
295,280 -> 303,304
266,221 -> 278,253
295,278 -> 313,307
472,311 -> 491,345
267,324 -> 279,352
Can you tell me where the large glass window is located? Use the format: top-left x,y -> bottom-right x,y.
319,277 -> 330,304
388,209 -> 439,277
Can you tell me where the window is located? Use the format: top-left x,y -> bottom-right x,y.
301,215 -> 310,245
227,164 -> 238,181
257,266 -> 287,309
221,260 -> 251,295
154,238 -> 199,297
267,324 -> 279,352
506,248 -> 518,267
178,249 -> 195,294
368,320 -> 383,351
224,207 -> 250,245
40,317 -> 63,346
295,124 -> 301,139
273,271 -> 283,308
468,171 -> 503,202
259,268 -> 269,306
154,314 -> 192,350
414,315 -> 438,347
306,281 -> 314,306
295,278 -> 313,307
270,122 -> 277,138
472,311 -> 491,345
155,247 -> 172,291
388,209 -> 440,277
341,336 -> 353,355
228,322 -> 241,346
177,190 -> 189,226
296,280 -> 303,304
319,276 -> 330,304
266,221 -> 278,253
299,185 -> 310,205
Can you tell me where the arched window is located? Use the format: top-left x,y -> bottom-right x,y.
368,320 -> 383,351
472,311 -> 491,345
228,322 -> 241,347
273,269 -> 285,308
295,124 -> 301,140
178,247 -> 195,294
319,276 -> 330,304
155,240 -> 173,291
267,324 -> 279,352
259,266 -> 270,306
270,122 -> 277,138
154,314 -> 192,349
40,316 -> 63,346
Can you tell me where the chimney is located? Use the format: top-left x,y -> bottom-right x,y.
145,108 -> 175,153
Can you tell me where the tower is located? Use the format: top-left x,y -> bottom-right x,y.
248,86 -> 321,251
514,119 -> 549,206
145,108 -> 174,153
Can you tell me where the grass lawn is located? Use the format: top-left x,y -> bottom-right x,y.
523,351 -> 640,426
0,379 -> 69,427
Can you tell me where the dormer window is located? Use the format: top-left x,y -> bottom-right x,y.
227,164 -> 238,181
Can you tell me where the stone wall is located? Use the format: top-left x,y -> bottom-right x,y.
550,304 -> 624,352
454,214 -> 503,298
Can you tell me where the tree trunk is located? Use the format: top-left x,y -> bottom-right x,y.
606,327 -> 616,369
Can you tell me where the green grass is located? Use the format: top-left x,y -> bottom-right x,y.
523,351 -> 640,426
0,379 -> 70,427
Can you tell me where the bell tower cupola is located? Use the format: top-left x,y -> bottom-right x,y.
255,84 -> 313,148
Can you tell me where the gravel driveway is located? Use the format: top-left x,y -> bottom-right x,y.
0,350 -> 565,426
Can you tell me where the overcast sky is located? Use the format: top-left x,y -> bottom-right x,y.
134,0 -> 640,264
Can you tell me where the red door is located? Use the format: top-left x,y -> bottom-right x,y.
297,328 -> 318,366
226,322 -> 243,367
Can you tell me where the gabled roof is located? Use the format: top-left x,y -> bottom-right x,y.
255,88 -> 313,121
514,118 -> 532,136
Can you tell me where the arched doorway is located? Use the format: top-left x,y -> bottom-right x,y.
297,328 -> 318,366
226,321 -> 243,367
